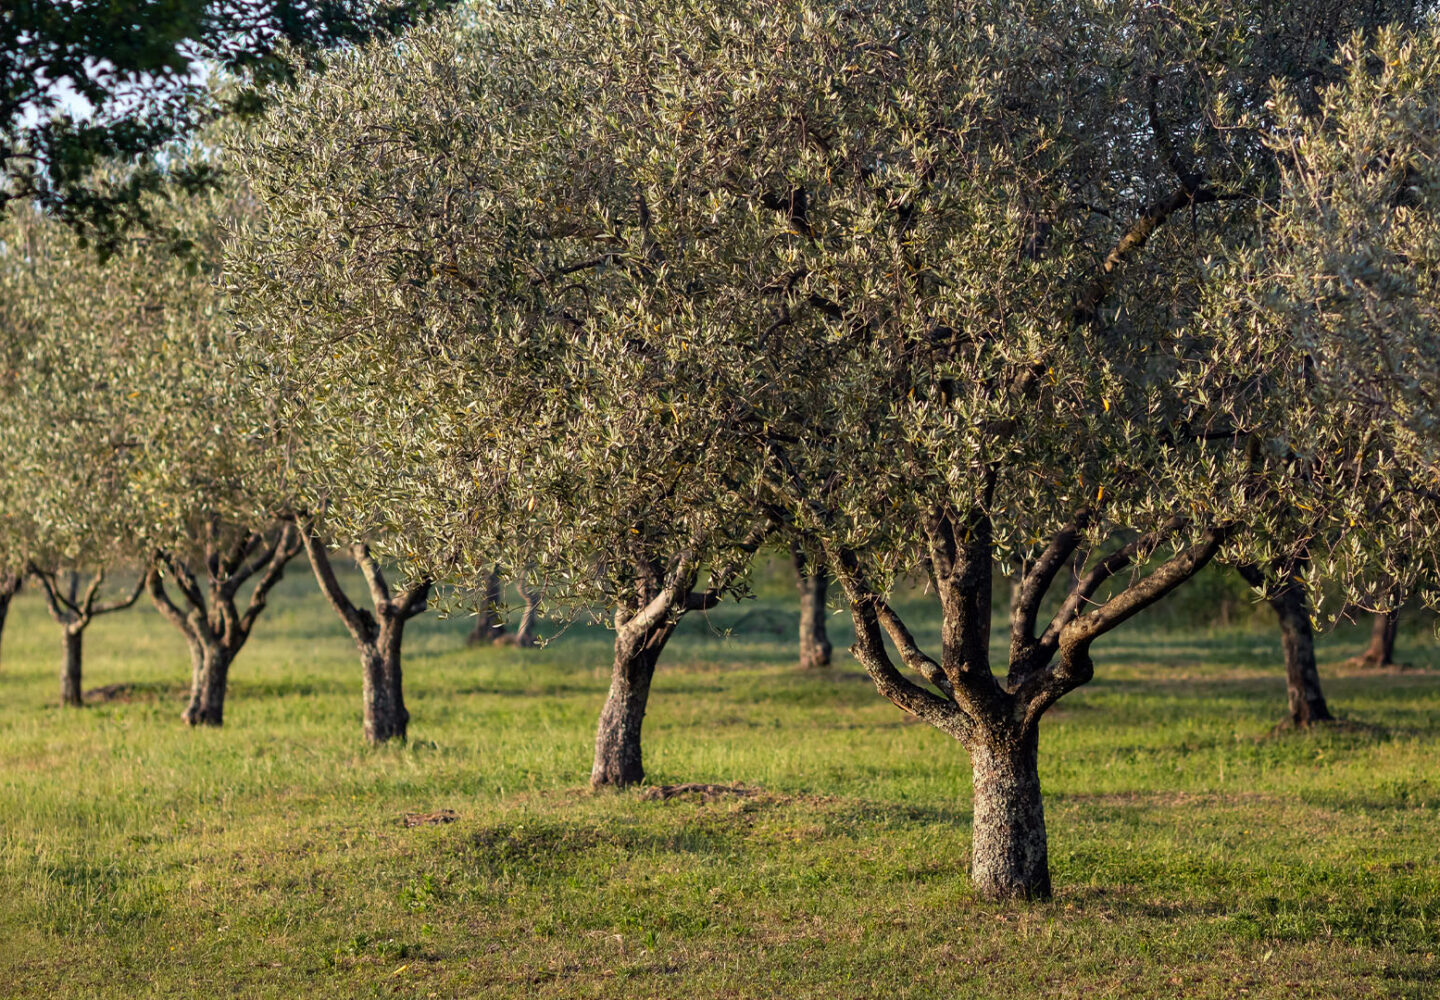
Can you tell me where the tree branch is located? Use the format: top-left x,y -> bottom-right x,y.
828,545 -> 972,740
1009,513 -> 1090,661
91,574 -> 145,616
236,522 -> 301,641
301,523 -> 371,640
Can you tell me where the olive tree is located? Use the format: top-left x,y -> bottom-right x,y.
233,0 -> 1435,896
0,173 -> 303,725
1208,26 -> 1440,684
0,202 -> 156,704
225,8 -> 772,785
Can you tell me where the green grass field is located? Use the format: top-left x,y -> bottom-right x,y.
1,561 -> 1437,998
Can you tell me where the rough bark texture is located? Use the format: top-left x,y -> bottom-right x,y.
1238,564 -> 1333,726
1271,583 -> 1332,726
147,520 -> 302,728
467,568 -> 506,645
60,627 -> 83,707
590,622 -> 676,788
182,642 -> 233,725
1360,611 -> 1399,668
791,546 -> 832,670
968,726 -> 1049,900
302,528 -> 429,744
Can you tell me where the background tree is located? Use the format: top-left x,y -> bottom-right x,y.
1356,610 -> 1403,668
1,0 -> 455,251
0,164 -> 302,726
1236,563 -> 1333,727
790,545 -> 832,671
225,12 -> 773,787
0,200 -> 156,704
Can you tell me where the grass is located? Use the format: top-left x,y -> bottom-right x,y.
0,558 -> 1438,998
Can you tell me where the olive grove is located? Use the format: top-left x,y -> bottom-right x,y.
217,0 -> 1440,902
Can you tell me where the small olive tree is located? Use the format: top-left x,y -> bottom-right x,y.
0,202 -> 155,703
225,7 -> 771,784
0,174 -> 303,725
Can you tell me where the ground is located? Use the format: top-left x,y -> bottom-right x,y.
0,562 -> 1436,998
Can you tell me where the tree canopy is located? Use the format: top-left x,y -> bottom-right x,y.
1,0 -> 455,250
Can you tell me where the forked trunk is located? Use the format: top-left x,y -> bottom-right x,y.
511,585 -> 540,648
60,628 -> 84,708
968,726 -> 1050,901
1360,611 -> 1399,668
1271,583 -> 1332,726
182,643 -> 232,726
591,624 -> 674,788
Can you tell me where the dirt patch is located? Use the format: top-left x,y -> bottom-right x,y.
402,809 -> 459,828
640,783 -> 758,803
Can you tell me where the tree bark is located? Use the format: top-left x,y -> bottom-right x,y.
358,620 -> 410,743
968,726 -> 1049,900
60,628 -> 84,708
1360,610 -> 1399,668
1238,564 -> 1333,726
467,568 -> 506,645
791,547 -> 832,669
591,622 -> 675,788
181,641 -> 232,726
1270,581 -> 1332,726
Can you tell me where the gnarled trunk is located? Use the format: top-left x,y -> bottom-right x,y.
591,624 -> 674,788
968,726 -> 1049,900
1271,582 -> 1332,726
182,641 -> 232,727
60,628 -> 83,707
301,531 -> 426,745
792,547 -> 832,670
1360,610 -> 1399,668
831,510 -> 1225,902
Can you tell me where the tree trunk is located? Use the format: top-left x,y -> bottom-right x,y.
182,643 -> 232,726
512,581 -> 540,648
591,625 -> 674,788
1360,611 -> 1399,668
0,576 -> 19,668
791,547 -> 832,669
467,568 -> 506,645
1270,583 -> 1332,726
967,726 -> 1050,901
60,628 -> 84,708
359,616 -> 410,743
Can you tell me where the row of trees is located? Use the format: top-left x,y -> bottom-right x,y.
5,0 -> 1440,902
